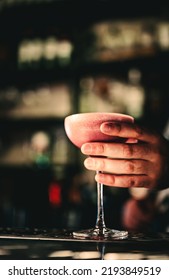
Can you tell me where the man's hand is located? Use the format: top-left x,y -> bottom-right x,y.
81,121 -> 169,190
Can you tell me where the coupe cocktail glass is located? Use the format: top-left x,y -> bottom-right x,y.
64,112 -> 134,240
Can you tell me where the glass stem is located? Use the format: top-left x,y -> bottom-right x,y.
95,171 -> 106,232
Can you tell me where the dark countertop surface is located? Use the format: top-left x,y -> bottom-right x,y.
0,228 -> 168,260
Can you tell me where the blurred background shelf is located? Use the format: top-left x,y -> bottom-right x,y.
0,0 -> 169,232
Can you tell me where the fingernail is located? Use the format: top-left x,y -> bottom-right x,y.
81,143 -> 92,154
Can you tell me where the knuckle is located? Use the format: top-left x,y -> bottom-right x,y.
97,144 -> 105,154
106,174 -> 116,186
127,176 -> 149,188
127,178 -> 136,188
124,160 -> 135,173
123,144 -> 133,158
97,159 -> 105,170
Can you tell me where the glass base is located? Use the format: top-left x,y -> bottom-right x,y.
73,227 -> 128,240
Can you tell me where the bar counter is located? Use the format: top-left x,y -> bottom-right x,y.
0,228 -> 168,260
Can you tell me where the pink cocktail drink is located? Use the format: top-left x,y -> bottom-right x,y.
64,112 -> 134,148
64,112 -> 134,240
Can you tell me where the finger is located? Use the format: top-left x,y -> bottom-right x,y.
95,173 -> 152,188
100,122 -> 160,144
84,157 -> 150,175
81,142 -> 152,160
